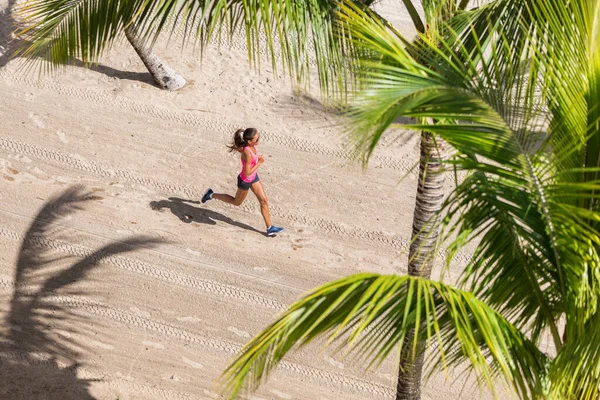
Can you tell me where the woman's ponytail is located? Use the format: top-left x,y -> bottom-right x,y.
227,127 -> 258,152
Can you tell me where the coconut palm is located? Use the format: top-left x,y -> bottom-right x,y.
11,0 -> 360,92
218,1 -> 600,399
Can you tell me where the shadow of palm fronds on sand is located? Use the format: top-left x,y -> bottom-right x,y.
0,186 -> 162,399
0,0 -> 17,68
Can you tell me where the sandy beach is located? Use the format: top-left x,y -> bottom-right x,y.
0,1 -> 497,399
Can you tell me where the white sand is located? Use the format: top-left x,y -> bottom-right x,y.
0,1 -> 504,399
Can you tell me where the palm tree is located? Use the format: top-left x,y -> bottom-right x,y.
218,1 -> 600,399
13,0 -> 186,90
12,3 -> 489,396
12,0 -> 362,92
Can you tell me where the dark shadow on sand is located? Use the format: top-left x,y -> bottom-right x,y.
72,59 -> 157,86
0,186 -> 162,399
150,197 -> 264,235
274,93 -> 415,141
0,0 -> 16,68
270,93 -> 417,157
0,1 -> 155,88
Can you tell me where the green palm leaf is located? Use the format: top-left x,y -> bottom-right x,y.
14,0 -> 504,96
13,0 -> 377,96
131,0 -> 384,95
14,0 -> 148,67
220,274 -> 546,399
548,314 -> 600,399
336,0 -> 600,345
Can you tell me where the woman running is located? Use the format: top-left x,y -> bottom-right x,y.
201,128 -> 284,236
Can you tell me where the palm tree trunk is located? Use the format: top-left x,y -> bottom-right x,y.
396,131 -> 447,400
124,25 -> 186,91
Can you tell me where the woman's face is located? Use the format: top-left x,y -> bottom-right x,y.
249,132 -> 260,146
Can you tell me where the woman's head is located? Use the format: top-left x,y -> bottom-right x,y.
228,128 -> 259,152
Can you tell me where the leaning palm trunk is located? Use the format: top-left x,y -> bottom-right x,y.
397,131 -> 447,400
123,25 -> 186,91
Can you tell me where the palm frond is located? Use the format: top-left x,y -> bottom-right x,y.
14,0 -> 371,97
156,0 -> 375,97
14,0 -> 147,68
220,274 -> 546,399
400,0 -> 424,33
548,313 -> 600,399
441,0 -> 600,356
335,1 -> 539,163
421,0 -> 464,37
444,0 -> 535,72
335,0 -> 600,353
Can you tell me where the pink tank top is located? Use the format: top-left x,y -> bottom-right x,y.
240,146 -> 258,182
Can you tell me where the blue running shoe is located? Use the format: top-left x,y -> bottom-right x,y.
267,225 -> 284,236
201,188 -> 214,203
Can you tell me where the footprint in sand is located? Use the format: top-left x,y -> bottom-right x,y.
12,155 -> 32,163
0,161 -> 19,181
227,326 -> 250,338
91,340 -> 114,350
324,355 -> 344,369
291,237 -> 312,251
142,340 -> 165,349
165,374 -> 185,382
202,389 -> 219,399
28,112 -> 46,129
269,389 -> 293,399
2,166 -> 39,184
181,356 -> 203,369
129,307 -> 151,318
56,130 -> 68,143
176,316 -> 202,323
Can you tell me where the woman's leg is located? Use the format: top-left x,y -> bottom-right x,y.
213,188 -> 248,206
251,181 -> 272,229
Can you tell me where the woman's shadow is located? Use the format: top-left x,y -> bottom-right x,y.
150,197 -> 264,235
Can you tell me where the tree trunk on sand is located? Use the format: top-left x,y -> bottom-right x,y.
396,131 -> 447,400
124,25 -> 186,91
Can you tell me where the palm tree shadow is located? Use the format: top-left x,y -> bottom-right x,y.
0,0 -> 16,68
0,0 -> 154,87
0,186 -> 163,399
150,197 -> 264,235
273,93 -> 345,129
71,59 -> 157,86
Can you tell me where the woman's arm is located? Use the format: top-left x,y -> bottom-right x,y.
244,149 -> 264,176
